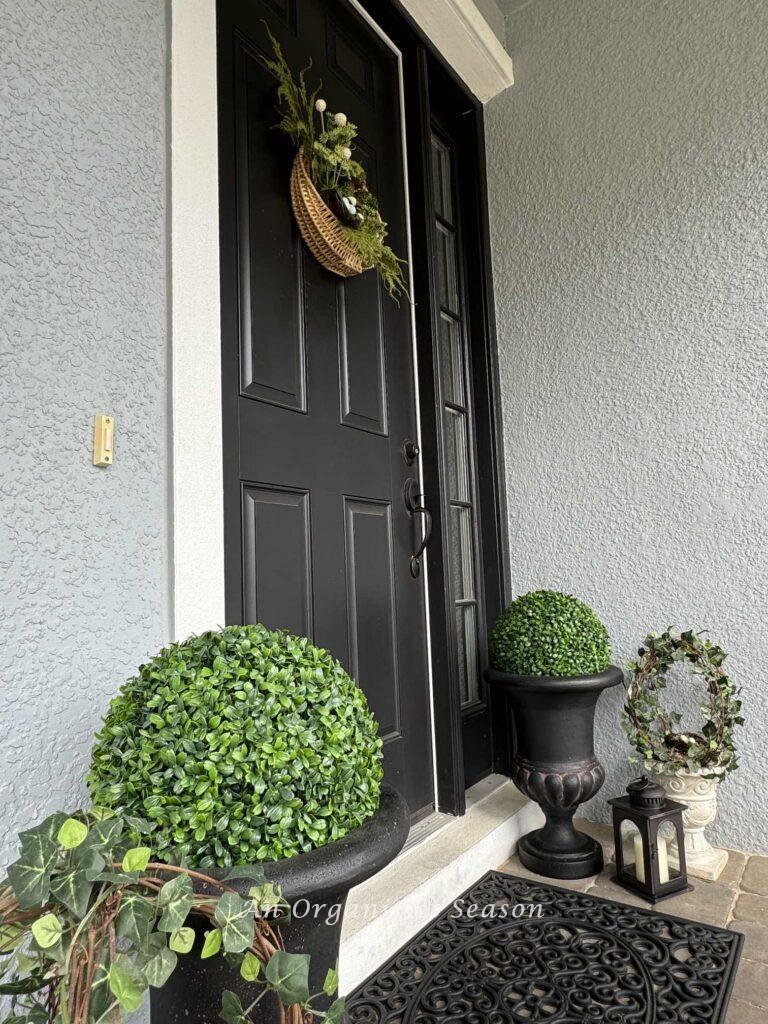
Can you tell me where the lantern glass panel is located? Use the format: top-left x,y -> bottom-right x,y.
619,819 -> 644,883
657,819 -> 681,882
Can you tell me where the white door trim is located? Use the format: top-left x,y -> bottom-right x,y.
170,0 -> 225,640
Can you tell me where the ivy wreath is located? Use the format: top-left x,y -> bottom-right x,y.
622,629 -> 743,779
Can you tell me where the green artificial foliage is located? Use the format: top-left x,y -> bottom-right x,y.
88,625 -> 383,868
261,29 -> 408,300
0,808 -> 344,1023
623,628 -> 743,778
490,590 -> 612,678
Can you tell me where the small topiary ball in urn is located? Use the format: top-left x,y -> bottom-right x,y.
487,590 -> 622,879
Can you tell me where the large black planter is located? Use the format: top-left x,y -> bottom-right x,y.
150,785 -> 408,1023
486,667 -> 622,879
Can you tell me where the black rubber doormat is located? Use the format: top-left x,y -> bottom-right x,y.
346,870 -> 743,1023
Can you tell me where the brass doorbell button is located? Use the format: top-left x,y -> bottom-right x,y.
93,414 -> 115,467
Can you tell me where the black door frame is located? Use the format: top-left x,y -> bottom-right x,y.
217,0 -> 510,817
354,0 -> 512,815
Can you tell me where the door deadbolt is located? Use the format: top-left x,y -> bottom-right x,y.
403,438 -> 420,466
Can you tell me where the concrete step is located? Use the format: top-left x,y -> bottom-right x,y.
339,777 -> 542,992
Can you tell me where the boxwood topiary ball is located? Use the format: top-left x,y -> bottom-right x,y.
88,624 -> 383,868
490,590 -> 611,678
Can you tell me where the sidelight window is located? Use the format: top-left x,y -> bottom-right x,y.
431,131 -> 482,707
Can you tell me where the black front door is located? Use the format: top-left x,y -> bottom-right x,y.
217,0 -> 434,817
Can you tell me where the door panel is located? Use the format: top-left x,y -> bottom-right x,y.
235,40 -> 307,411
218,0 -> 434,816
241,485 -> 313,636
337,279 -> 388,435
343,498 -> 401,740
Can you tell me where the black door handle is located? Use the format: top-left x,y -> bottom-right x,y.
404,477 -> 432,578
410,507 -> 433,578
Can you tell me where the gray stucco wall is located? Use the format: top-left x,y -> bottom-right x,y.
487,0 -> 768,853
0,0 -> 169,870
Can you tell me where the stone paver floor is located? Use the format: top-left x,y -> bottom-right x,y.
499,819 -> 768,1023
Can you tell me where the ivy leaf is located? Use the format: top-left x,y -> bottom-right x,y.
49,848 -> 105,918
122,847 -> 151,873
0,972 -> 50,995
326,997 -> 346,1023
223,866 -> 266,885
240,951 -> 261,981
214,891 -> 254,953
108,956 -> 146,1013
115,892 -> 156,952
89,869 -> 138,885
144,945 -> 177,988
26,810 -> 69,844
169,927 -> 196,954
7,812 -> 66,909
124,815 -> 152,836
201,928 -> 222,959
89,806 -> 117,822
0,921 -> 26,954
157,873 -> 195,932
43,928 -> 72,967
249,882 -> 282,914
57,818 -> 88,850
323,965 -> 339,997
264,950 -> 310,1006
82,817 -> 124,856
220,990 -> 248,1024
30,913 -> 63,950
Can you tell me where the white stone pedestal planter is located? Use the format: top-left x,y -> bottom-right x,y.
655,770 -> 728,881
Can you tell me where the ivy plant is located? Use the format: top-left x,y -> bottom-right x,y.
622,628 -> 743,778
490,590 -> 612,678
0,808 -> 344,1024
88,624 -> 383,868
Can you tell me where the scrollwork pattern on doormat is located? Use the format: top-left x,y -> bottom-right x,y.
347,870 -> 743,1023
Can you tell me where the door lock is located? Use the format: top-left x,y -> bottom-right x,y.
402,438 -> 420,466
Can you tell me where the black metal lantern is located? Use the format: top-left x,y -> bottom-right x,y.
609,777 -> 692,902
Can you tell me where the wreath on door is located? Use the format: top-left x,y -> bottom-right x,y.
262,30 -> 407,300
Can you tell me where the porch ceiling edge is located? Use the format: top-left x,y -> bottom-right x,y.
398,0 -> 514,102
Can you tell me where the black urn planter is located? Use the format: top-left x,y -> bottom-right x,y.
486,666 -> 623,879
150,785 -> 409,1023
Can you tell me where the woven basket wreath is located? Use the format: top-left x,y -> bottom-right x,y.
262,29 -> 406,299
290,147 -> 365,278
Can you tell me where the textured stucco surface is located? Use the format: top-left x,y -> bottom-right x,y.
0,0 -> 169,871
487,0 -> 768,852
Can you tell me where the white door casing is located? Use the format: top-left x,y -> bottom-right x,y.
171,0 -> 225,639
